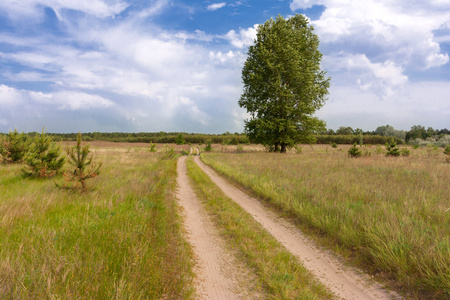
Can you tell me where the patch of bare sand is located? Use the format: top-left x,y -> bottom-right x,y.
194,156 -> 402,300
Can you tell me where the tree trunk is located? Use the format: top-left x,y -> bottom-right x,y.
281,143 -> 287,153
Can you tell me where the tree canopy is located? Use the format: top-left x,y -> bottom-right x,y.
239,14 -> 330,153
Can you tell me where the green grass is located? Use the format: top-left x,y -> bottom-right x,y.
201,145 -> 450,299
185,157 -> 333,299
0,149 -> 194,299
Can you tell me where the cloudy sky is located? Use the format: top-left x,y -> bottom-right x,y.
0,0 -> 449,133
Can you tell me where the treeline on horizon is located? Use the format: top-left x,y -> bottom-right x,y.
3,124 -> 449,146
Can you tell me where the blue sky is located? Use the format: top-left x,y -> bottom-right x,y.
0,0 -> 449,133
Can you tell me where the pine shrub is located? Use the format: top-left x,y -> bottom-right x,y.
385,139 -> 400,157
204,142 -> 212,152
23,128 -> 65,177
0,129 -> 29,163
63,132 -> 102,190
445,145 -> 450,163
444,145 -> 450,155
148,143 -> 157,152
348,142 -> 362,157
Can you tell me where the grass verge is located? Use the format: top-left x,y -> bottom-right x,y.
0,148 -> 194,299
201,147 -> 449,299
185,156 -> 333,299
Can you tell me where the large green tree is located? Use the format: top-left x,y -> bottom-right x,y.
239,14 -> 330,153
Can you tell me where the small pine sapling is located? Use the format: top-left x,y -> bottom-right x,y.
63,132 -> 102,190
0,129 -> 29,163
348,142 -> 362,157
148,143 -> 157,152
385,139 -> 400,157
204,141 -> 212,152
23,128 -> 65,177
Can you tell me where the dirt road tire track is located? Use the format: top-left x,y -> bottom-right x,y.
176,156 -> 241,299
194,155 -> 401,300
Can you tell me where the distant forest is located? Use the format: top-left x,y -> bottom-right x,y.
3,125 -> 448,145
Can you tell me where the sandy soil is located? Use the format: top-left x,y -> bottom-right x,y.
176,156 -> 257,299
193,155 -> 402,300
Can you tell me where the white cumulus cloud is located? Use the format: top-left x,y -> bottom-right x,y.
224,24 -> 258,48
207,2 -> 227,11
0,0 -> 128,20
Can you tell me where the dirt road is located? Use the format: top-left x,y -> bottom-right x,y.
193,155 -> 401,300
176,156 -> 251,299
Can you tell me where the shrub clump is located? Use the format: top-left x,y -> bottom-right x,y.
385,139 -> 400,157
22,128 -> 65,177
348,142 -> 362,157
0,129 -> 29,163
148,143 -> 157,152
204,141 -> 212,152
444,145 -> 450,155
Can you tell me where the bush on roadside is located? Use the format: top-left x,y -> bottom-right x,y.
204,141 -> 212,152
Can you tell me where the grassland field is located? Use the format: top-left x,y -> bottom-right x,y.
0,143 -> 194,299
0,141 -> 448,299
201,143 -> 449,299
